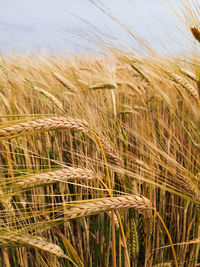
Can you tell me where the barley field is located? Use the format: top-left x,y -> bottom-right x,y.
0,1 -> 200,267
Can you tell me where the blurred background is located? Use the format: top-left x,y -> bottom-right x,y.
0,0 -> 190,54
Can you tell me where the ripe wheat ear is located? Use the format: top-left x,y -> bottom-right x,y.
15,167 -> 96,188
65,195 -> 152,220
0,233 -> 66,258
191,26 -> 200,43
0,116 -> 122,165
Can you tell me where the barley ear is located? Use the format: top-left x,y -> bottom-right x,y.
65,195 -> 152,220
130,218 -> 139,261
191,27 -> 200,43
153,263 -> 172,267
0,116 -> 89,139
15,167 -> 96,189
0,234 -> 67,258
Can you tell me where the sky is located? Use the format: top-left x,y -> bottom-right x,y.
0,0 -> 189,55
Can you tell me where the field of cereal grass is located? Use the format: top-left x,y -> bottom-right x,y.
0,1 -> 200,266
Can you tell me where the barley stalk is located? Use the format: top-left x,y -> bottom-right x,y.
44,131 -> 51,150
180,68 -> 196,81
107,211 -> 119,228
174,74 -> 199,100
190,26 -> 200,43
34,86 -> 63,111
65,195 -> 152,220
0,188 -> 13,212
88,82 -> 116,90
0,116 -> 122,166
15,167 -> 96,188
53,71 -> 77,93
143,210 -> 153,236
176,177 -> 200,201
98,136 -> 123,166
168,72 -> 199,101
0,92 -> 10,110
131,180 -> 139,195
0,116 -> 89,139
153,263 -> 172,267
130,218 -> 139,261
0,233 -> 66,258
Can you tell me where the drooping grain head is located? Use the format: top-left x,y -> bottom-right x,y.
191,26 -> 200,43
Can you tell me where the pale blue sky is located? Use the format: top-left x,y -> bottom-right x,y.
0,0 -> 188,54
